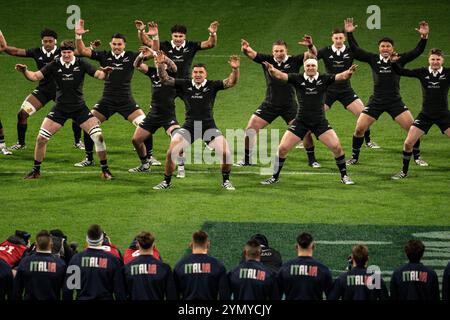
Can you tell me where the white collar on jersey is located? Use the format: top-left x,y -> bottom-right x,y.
428,66 -> 443,76
379,54 -> 390,63
331,44 -> 346,56
42,46 -> 57,57
36,250 -> 52,254
303,72 -> 319,82
192,79 -> 207,89
111,51 -> 125,59
273,55 -> 290,65
60,56 -> 76,68
171,40 -> 186,50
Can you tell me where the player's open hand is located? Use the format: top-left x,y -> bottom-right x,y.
228,55 -> 240,69
75,19 -> 89,35
155,50 -> 166,65
135,20 -> 145,31
262,61 -> 274,72
241,39 -> 250,51
147,21 -> 159,37
344,18 -> 357,33
15,64 -> 28,73
139,46 -> 156,58
90,39 -> 101,49
208,21 -> 219,33
298,34 -> 313,47
415,21 -> 429,38
348,64 -> 358,73
390,52 -> 401,62
100,66 -> 114,74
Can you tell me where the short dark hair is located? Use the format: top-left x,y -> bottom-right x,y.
405,240 -> 425,263
111,33 -> 126,42
352,244 -> 369,268
297,232 -> 314,249
36,230 -> 52,251
192,63 -> 207,70
272,40 -> 288,48
87,224 -> 103,241
171,24 -> 187,34
250,234 -> 269,247
245,239 -> 261,259
429,48 -> 444,57
60,40 -> 75,51
136,231 -> 155,250
41,28 -> 57,39
332,28 -> 345,35
192,230 -> 209,246
378,37 -> 394,46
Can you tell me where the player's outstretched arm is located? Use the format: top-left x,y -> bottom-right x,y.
135,20 -> 153,48
134,46 -> 156,73
147,21 -> 160,51
335,64 -> 358,81
155,51 -> 176,86
223,55 -> 240,89
201,21 -> 219,49
398,21 -> 429,64
15,64 -> 44,81
344,18 -> 372,63
298,34 -> 317,57
390,54 -> 420,78
0,31 -> 26,56
262,61 -> 288,82
163,55 -> 177,73
75,19 -> 92,57
241,39 -> 257,60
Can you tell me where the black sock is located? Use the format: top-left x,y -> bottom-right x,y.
402,151 -> 413,174
351,136 -> 364,160
164,174 -> 172,184
84,132 -> 94,161
0,135 -> 4,144
140,155 -> 148,164
145,136 -> 153,157
364,129 -> 371,143
222,170 -> 230,183
244,148 -> 251,164
273,156 -> 286,179
335,155 -> 347,178
100,159 -> 108,172
17,123 -> 27,145
413,140 -> 421,160
33,160 -> 42,173
72,122 -> 82,144
305,147 -> 317,164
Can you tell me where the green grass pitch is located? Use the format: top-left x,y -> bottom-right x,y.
0,0 -> 449,286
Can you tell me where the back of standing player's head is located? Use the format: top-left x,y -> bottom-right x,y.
136,231 -> 155,250
404,240 -> 425,263
40,28 -> 57,40
171,24 -> 187,35
86,224 -> 103,246
192,230 -> 209,248
36,230 -> 52,251
351,244 -> 369,268
296,232 -> 315,251
244,239 -> 261,260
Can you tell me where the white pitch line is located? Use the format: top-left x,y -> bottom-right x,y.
1,170 -> 337,175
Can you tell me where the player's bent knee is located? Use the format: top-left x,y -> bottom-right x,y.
20,101 -> 37,117
132,114 -> 146,128
38,128 -> 52,142
89,126 -> 106,152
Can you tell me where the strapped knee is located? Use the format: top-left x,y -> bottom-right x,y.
89,126 -> 106,152
132,115 -> 146,128
21,100 -> 37,116
38,128 -> 52,140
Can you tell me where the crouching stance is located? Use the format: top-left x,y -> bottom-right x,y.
261,58 -> 357,185
15,40 -> 114,180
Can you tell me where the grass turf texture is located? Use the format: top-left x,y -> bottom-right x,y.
0,0 -> 449,270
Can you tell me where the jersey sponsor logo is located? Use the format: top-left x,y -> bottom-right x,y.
379,66 -> 391,73
173,55 -> 183,60
130,263 -> 158,276
184,263 -> 211,274
334,61 -> 344,65
29,261 -> 57,273
192,92 -> 204,99
239,268 -> 266,281
402,271 -> 428,283
62,73 -> 74,81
